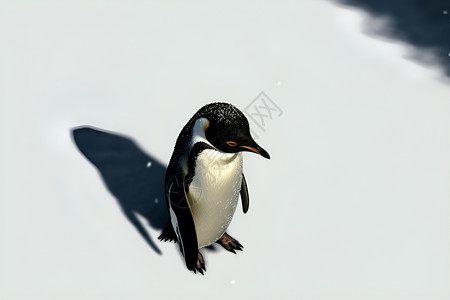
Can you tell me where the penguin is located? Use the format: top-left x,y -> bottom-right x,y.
158,102 -> 270,274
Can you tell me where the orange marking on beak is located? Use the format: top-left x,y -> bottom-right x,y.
240,145 -> 260,154
226,141 -> 238,146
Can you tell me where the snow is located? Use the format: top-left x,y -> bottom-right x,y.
1,1 -> 450,299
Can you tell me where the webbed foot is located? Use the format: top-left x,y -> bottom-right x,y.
192,251 -> 206,275
216,232 -> 243,254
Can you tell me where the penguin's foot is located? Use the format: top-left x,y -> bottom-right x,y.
193,251 -> 206,275
158,222 -> 178,243
216,232 -> 243,254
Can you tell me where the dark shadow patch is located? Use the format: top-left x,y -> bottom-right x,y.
329,0 -> 450,80
71,126 -> 168,254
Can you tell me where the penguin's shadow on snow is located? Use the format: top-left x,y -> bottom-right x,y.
71,126 -> 169,254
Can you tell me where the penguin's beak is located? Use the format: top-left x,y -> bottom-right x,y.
238,141 -> 270,159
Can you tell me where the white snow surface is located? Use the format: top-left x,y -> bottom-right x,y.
1,1 -> 450,300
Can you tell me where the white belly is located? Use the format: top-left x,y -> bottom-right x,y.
187,150 -> 243,248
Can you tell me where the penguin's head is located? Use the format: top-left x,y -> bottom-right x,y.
192,102 -> 270,159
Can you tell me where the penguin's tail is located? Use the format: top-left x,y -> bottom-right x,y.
158,222 -> 178,243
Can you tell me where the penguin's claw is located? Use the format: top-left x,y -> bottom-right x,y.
216,232 -> 244,254
192,251 -> 206,275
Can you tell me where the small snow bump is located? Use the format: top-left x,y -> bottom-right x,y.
230,279 -> 236,285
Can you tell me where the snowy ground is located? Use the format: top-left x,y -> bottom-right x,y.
1,1 -> 450,299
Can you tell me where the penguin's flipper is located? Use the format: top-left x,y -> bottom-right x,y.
240,173 -> 250,213
167,174 -> 199,271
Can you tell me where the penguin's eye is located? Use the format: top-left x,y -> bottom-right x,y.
226,141 -> 237,146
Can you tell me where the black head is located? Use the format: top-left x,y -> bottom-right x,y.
191,102 -> 270,159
